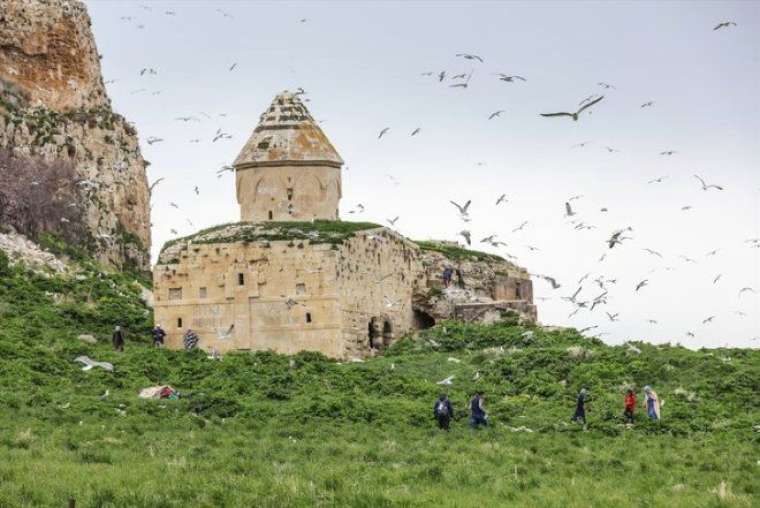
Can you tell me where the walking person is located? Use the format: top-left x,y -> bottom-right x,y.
433,394 -> 454,431
112,325 -> 125,352
623,389 -> 636,423
571,388 -> 588,425
644,386 -> 661,421
442,266 -> 453,288
151,324 -> 166,347
469,392 -> 487,428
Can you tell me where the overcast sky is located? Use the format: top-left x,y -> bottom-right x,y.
85,0 -> 759,348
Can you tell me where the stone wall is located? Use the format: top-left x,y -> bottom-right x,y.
0,0 -> 151,271
154,239 -> 344,356
334,229 -> 423,357
235,164 -> 341,222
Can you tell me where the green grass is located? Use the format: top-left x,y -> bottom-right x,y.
0,253 -> 758,506
414,240 -> 507,263
158,220 -> 382,259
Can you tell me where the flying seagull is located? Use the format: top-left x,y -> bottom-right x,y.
229,63 -> 237,72
512,221 -> 529,233
387,216 -> 399,226
459,230 -> 472,246
148,178 -> 164,195
488,110 -> 505,120
597,82 -> 615,89
495,194 -> 508,205
694,174 -> 724,191
648,176 -> 668,184
641,101 -> 655,108
496,74 -> 526,82
540,95 -> 604,122
450,200 -> 472,216
411,128 -> 421,136
635,280 -> 649,291
713,21 -> 737,30
643,248 -> 663,258
378,127 -> 390,139
564,202 -> 576,217
660,150 -> 677,156
456,53 -> 484,62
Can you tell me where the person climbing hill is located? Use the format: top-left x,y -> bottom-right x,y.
433,394 -> 454,431
644,386 -> 661,421
469,392 -> 487,428
624,389 -> 636,423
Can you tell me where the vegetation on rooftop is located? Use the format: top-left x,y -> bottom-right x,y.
158,220 -> 382,259
414,240 -> 507,263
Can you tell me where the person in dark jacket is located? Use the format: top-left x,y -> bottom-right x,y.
151,324 -> 166,347
571,388 -> 588,425
469,392 -> 487,428
433,394 -> 454,430
112,325 -> 125,352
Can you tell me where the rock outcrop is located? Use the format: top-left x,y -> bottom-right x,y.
0,0 -> 151,271
413,241 -> 537,325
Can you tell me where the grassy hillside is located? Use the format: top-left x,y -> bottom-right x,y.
0,250 -> 758,507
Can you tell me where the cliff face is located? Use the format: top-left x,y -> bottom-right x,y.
0,0 -> 151,271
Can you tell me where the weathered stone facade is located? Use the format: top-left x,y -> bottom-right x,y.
153,91 -> 536,358
155,225 -> 421,357
0,0 -> 151,271
234,92 -> 342,222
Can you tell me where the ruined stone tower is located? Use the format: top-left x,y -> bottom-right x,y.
234,91 -> 343,222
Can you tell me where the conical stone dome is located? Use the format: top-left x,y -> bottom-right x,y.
233,91 -> 343,168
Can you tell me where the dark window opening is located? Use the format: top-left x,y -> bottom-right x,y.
268,210 -> 273,220
306,312 -> 312,323
515,282 -> 522,300
238,273 -> 245,286
177,318 -> 183,328
287,188 -> 293,200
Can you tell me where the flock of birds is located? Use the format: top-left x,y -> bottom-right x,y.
103,4 -> 756,346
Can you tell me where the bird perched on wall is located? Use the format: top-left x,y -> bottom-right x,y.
541,96 -> 604,122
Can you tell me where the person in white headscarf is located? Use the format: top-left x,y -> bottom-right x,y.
643,385 -> 661,420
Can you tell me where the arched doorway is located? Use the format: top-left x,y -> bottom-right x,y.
368,317 -> 381,349
382,320 -> 393,347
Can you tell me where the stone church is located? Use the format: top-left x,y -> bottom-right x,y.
153,91 -> 537,358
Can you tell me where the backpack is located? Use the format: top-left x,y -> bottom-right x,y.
436,400 -> 449,417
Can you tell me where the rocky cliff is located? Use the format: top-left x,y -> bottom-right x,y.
0,0 -> 151,271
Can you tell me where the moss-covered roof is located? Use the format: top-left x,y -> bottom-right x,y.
157,220 -> 382,264
413,240 -> 506,263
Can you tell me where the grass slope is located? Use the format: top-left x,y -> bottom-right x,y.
0,251 -> 758,507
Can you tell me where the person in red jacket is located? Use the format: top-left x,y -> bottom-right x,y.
624,389 -> 636,423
